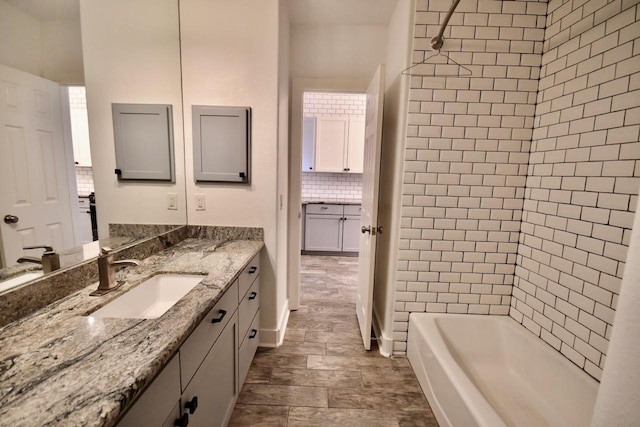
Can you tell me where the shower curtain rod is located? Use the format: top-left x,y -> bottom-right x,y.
431,0 -> 462,50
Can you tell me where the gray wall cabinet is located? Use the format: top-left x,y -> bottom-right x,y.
192,106 -> 251,183
112,103 -> 175,181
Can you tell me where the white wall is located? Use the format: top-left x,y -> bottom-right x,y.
591,190 -> 640,426
0,1 -> 42,77
80,0 -> 186,237
290,24 -> 387,79
180,0 -> 284,345
0,1 -> 83,85
41,19 -> 84,85
373,0 -> 414,356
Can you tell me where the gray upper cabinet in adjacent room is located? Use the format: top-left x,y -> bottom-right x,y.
112,103 -> 175,181
192,106 -> 251,183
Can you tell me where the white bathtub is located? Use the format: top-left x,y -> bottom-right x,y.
407,313 -> 599,427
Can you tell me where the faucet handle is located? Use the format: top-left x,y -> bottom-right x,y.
24,245 -> 54,252
100,247 -> 113,256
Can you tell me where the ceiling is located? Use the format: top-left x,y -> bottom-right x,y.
4,0 -> 79,21
286,0 -> 399,25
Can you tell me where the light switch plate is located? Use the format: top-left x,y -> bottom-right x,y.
195,193 -> 206,211
167,193 -> 178,210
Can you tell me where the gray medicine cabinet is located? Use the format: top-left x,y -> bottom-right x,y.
192,105 -> 251,184
112,103 -> 176,182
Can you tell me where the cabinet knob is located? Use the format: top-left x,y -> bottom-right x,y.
249,329 -> 258,339
248,266 -> 257,274
211,309 -> 227,323
185,396 -> 198,414
249,291 -> 257,300
174,413 -> 188,427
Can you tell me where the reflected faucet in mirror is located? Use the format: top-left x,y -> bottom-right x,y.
90,247 -> 141,296
16,246 -> 61,274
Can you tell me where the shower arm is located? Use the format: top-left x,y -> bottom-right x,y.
430,0 -> 462,50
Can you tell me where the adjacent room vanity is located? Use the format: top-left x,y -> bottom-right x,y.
302,202 -> 362,254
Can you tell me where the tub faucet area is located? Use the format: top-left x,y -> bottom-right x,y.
90,247 -> 140,296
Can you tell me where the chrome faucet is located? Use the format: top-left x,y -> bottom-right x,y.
90,247 -> 140,296
17,245 -> 61,273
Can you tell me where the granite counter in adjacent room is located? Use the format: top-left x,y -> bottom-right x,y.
302,198 -> 362,205
0,236 -> 263,427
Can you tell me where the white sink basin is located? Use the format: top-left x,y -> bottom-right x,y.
0,271 -> 44,293
90,274 -> 204,319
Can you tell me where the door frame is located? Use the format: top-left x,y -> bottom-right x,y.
287,77 -> 369,310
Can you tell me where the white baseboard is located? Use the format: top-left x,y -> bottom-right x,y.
372,304 -> 394,357
259,299 -> 290,348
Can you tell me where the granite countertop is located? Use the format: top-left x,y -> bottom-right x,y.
0,237 -> 263,426
302,197 -> 362,205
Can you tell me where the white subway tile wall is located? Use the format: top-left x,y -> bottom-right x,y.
302,172 -> 363,200
511,0 -> 640,380
75,166 -> 94,195
303,92 -> 366,199
394,0 -> 547,354
394,0 -> 640,381
303,91 -> 366,119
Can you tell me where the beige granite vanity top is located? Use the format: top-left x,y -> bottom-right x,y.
0,237 -> 263,426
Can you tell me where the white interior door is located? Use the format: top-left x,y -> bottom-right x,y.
0,64 -> 76,267
356,65 -> 385,350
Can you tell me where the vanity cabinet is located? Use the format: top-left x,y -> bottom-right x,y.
311,116 -> 365,174
116,252 -> 261,427
304,204 -> 361,253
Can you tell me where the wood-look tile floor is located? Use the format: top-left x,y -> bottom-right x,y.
229,255 -> 438,426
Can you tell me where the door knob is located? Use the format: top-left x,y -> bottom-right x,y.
361,225 -> 371,234
4,215 -> 19,224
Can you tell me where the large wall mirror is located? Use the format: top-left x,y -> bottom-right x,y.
0,0 -> 186,290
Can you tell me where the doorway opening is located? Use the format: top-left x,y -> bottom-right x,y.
62,86 -> 98,244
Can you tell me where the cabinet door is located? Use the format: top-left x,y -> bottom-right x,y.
117,356 -> 181,427
302,117 -> 316,172
342,215 -> 361,252
347,118 -> 365,173
315,117 -> 347,172
304,214 -> 343,252
182,312 -> 238,427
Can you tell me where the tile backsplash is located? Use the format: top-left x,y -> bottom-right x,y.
75,166 -> 94,196
302,172 -> 362,200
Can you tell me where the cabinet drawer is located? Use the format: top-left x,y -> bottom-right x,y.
180,280 -> 238,391
239,310 -> 260,386
117,355 -> 180,427
306,204 -> 343,215
344,205 -> 361,216
239,253 -> 260,299
239,278 -> 260,342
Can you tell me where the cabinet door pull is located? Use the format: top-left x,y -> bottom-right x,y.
211,309 -> 227,323
248,266 -> 257,274
185,396 -> 198,414
174,413 -> 188,427
249,329 -> 258,339
249,291 -> 258,300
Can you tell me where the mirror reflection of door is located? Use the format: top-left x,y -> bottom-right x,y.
0,65 -> 76,268
0,0 -> 98,270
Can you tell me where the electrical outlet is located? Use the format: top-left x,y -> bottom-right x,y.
195,193 -> 206,211
167,193 -> 178,210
